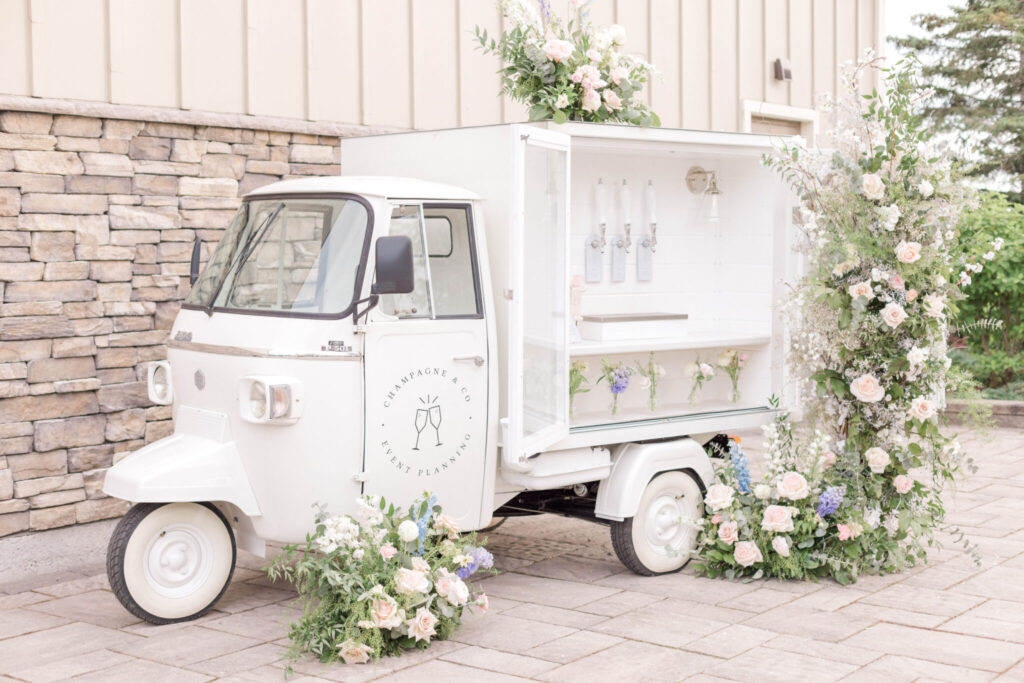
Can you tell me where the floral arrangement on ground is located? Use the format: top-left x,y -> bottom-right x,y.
476,0 -> 660,126
694,54 -> 1001,584
267,494 -> 491,665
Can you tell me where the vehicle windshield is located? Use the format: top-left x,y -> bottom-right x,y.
185,197 -> 370,316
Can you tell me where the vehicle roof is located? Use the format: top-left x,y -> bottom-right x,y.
244,175 -> 480,201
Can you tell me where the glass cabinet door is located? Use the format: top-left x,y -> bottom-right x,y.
506,127 -> 571,463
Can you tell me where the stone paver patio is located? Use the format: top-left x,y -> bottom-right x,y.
1,426 -> 1023,682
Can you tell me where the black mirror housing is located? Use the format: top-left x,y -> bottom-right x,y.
372,236 -> 415,295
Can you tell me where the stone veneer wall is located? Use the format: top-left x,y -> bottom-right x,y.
0,109 -> 343,537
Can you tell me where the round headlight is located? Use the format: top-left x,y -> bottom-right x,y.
152,365 -> 169,402
250,382 -> 267,418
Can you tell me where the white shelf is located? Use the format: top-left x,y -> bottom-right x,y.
569,331 -> 770,357
570,399 -> 770,430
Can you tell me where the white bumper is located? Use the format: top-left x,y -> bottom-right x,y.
103,406 -> 260,516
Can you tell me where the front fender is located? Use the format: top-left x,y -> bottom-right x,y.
594,438 -> 712,522
103,406 -> 260,516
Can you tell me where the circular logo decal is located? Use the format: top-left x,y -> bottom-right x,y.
379,366 -> 473,478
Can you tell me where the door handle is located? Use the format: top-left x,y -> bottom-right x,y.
453,355 -> 485,367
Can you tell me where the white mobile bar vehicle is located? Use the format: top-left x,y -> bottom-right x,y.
104,122 -> 794,623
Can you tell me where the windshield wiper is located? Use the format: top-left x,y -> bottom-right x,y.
205,202 -> 285,315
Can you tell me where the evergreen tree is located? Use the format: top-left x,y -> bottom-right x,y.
892,0 -> 1024,198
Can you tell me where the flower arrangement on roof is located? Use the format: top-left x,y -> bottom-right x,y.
475,0 -> 660,126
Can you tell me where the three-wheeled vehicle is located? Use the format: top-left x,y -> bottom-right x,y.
104,122 -> 795,623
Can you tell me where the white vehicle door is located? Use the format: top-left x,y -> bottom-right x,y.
362,202 -> 489,525
504,127 -> 571,466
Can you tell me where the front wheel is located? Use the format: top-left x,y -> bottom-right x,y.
610,470 -> 703,575
107,502 -> 236,624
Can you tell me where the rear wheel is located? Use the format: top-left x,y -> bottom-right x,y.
610,471 -> 703,575
107,502 -> 236,624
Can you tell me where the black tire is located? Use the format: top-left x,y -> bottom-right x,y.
610,470 -> 703,576
107,502 -> 236,625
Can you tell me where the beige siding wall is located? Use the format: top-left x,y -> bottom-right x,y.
1,0 -> 883,132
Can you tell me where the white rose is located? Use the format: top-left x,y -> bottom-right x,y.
761,504 -> 795,532
909,396 -> 936,421
608,23 -> 627,45
447,578 -> 470,606
907,346 -> 928,367
338,639 -> 373,664
542,39 -> 574,63
848,280 -> 874,301
850,374 -> 885,403
699,362 -> 715,377
581,88 -> 601,112
861,173 -> 885,200
753,484 -> 772,500
922,293 -> 945,318
394,567 -> 430,595
397,520 -> 419,543
704,483 -> 735,512
776,472 -> 810,501
864,447 -> 890,474
733,541 -> 763,567
895,241 -> 922,264
880,302 -> 908,329
918,179 -> 934,198
555,93 -> 569,109
878,204 -> 901,231
772,536 -> 791,558
433,513 -> 460,538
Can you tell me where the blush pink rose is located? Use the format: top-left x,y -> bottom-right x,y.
581,88 -> 601,112
777,472 -> 810,500
906,288 -> 919,302
542,39 -> 574,63
881,302 -> 908,329
711,513 -> 722,524
602,89 -> 622,110
718,520 -> 738,545
406,607 -> 438,643
909,396 -> 937,421
821,451 -> 837,468
895,241 -> 922,264
380,544 -> 397,560
733,541 -> 763,567
894,474 -> 913,494
772,536 -> 790,557
370,594 -> 403,628
850,374 -> 885,402
848,280 -> 874,300
761,505 -> 795,532
837,523 -> 852,541
889,273 -> 905,290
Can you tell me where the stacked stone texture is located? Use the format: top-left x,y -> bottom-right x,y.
0,110 -> 340,537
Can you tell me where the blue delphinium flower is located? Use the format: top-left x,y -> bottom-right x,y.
729,441 -> 751,494
412,494 -> 437,554
816,486 -> 845,517
456,546 -> 495,579
610,366 -> 631,394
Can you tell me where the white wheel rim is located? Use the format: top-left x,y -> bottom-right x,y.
122,503 -> 234,620
644,494 -> 690,552
630,472 -> 703,573
144,523 -> 214,599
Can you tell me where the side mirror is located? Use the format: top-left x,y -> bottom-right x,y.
372,236 -> 415,295
189,238 -> 202,285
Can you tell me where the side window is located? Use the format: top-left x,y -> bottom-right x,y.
379,204 -> 481,320
425,206 -> 480,317
380,205 -> 431,318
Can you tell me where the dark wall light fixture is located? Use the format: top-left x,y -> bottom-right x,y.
774,58 -> 793,81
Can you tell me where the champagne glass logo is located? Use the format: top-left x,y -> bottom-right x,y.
413,395 -> 442,450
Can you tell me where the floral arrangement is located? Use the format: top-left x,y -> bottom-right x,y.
476,0 -> 660,126
716,349 -> 747,403
569,359 -> 590,418
685,356 -> 715,404
695,54 -> 994,584
267,494 -> 490,665
634,352 -> 665,411
598,359 -> 632,415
